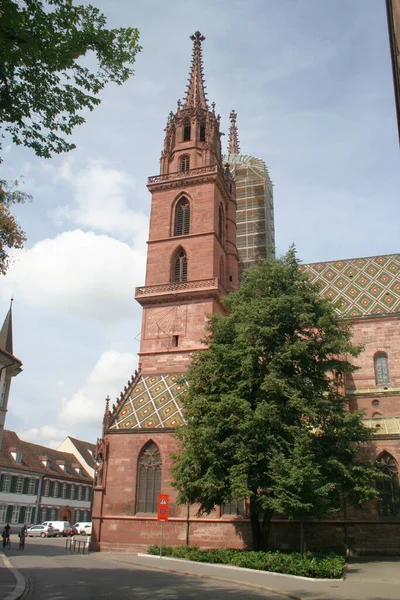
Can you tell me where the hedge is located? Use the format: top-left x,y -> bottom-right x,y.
147,545 -> 345,579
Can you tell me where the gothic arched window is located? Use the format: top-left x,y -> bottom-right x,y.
180,155 -> 190,172
377,452 -> 400,516
374,353 -> 390,385
200,120 -> 206,142
137,442 -> 162,513
174,198 -> 190,236
218,205 -> 224,241
173,248 -> 188,283
183,119 -> 191,141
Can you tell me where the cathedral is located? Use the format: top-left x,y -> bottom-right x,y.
92,33 -> 400,555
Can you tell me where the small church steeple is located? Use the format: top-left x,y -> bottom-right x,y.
0,299 -> 14,356
228,110 -> 240,154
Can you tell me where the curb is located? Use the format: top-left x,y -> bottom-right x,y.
95,552 -> 305,600
0,552 -> 27,600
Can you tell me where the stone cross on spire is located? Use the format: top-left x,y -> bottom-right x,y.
228,110 -> 240,154
183,31 -> 208,110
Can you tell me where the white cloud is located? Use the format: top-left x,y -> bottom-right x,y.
1,229 -> 146,322
61,351 -> 137,426
52,160 -> 149,242
18,425 -> 70,449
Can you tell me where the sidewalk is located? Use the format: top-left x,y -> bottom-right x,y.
0,546 -> 26,600
92,551 -> 400,600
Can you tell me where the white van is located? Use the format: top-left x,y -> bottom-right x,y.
74,522 -> 92,536
42,521 -> 70,537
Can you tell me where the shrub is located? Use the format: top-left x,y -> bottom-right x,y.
147,546 -> 345,579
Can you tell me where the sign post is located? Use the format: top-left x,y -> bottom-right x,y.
157,494 -> 169,558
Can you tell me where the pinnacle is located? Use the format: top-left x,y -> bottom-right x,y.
182,31 -> 208,110
228,109 -> 240,154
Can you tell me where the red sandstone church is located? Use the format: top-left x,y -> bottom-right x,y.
92,33 -> 400,555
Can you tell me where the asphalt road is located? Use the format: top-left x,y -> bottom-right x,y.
5,536 -> 291,600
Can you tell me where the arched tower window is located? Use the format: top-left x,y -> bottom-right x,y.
183,119 -> 191,141
173,248 -> 188,283
218,205 -> 224,241
377,452 -> 400,516
180,155 -> 190,172
174,197 -> 190,236
200,120 -> 206,142
374,353 -> 390,385
137,442 -> 161,513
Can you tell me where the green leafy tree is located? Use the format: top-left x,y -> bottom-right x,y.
171,248 -> 382,551
0,0 -> 141,274
0,0 -> 141,158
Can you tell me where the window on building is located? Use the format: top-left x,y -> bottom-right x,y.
10,451 -> 22,463
75,509 -> 81,522
221,500 -> 245,517
375,353 -> 390,385
53,482 -> 59,498
377,452 -> 400,516
0,379 -> 9,409
0,504 -> 6,522
25,506 -> 33,523
180,155 -> 190,172
69,485 -> 75,500
2,474 -> 11,492
174,197 -> 190,236
85,487 -> 90,502
43,480 -> 50,497
183,119 -> 191,141
172,335 -> 179,348
200,120 -> 206,142
173,248 -> 188,283
62,483 -> 67,499
137,442 -> 162,513
15,477 -> 23,494
50,508 -> 57,520
77,486 -> 83,501
218,205 -> 224,241
219,256 -> 225,285
40,508 -> 46,523
11,505 -> 20,523
27,478 -> 35,495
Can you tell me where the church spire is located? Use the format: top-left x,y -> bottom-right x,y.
183,31 -> 208,110
0,299 -> 14,355
228,110 -> 240,154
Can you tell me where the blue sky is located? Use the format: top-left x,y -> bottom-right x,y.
1,0 -> 399,447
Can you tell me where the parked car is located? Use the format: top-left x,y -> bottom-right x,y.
68,526 -> 79,536
27,524 -> 56,538
74,522 -> 92,536
41,521 -> 71,537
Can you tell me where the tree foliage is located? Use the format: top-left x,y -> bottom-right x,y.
0,180 -> 31,275
171,248 -> 382,550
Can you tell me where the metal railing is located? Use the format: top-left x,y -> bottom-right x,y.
65,537 -> 90,554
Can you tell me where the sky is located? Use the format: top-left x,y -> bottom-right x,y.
1,0 -> 399,448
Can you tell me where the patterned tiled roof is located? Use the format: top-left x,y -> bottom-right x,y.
301,254 -> 400,318
110,373 -> 187,430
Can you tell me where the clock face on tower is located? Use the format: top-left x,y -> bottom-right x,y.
144,305 -> 188,341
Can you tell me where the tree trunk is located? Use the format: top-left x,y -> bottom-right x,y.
250,503 -> 261,550
260,509 -> 273,551
300,519 -> 304,558
249,498 -> 273,551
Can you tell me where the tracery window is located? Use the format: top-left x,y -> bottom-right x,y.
183,119 -> 191,141
377,452 -> 400,516
173,248 -> 188,283
174,197 -> 190,236
137,442 -> 162,513
180,155 -> 190,172
374,353 -> 390,385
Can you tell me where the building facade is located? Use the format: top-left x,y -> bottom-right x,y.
57,436 -> 96,479
224,111 -> 275,277
0,303 -> 22,448
0,430 -> 93,527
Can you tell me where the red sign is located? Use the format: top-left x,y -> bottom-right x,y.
157,494 -> 169,521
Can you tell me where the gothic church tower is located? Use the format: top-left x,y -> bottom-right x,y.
92,33 -> 238,551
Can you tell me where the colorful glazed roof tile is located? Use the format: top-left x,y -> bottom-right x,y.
301,254 -> 400,318
109,373 -> 187,430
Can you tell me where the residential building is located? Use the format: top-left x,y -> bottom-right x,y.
0,430 -> 93,527
0,303 -> 22,448
57,436 -> 96,479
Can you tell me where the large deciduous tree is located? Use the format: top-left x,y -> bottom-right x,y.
0,0 -> 141,273
171,248 -> 382,551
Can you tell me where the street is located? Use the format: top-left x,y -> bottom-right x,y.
3,536 -> 291,600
